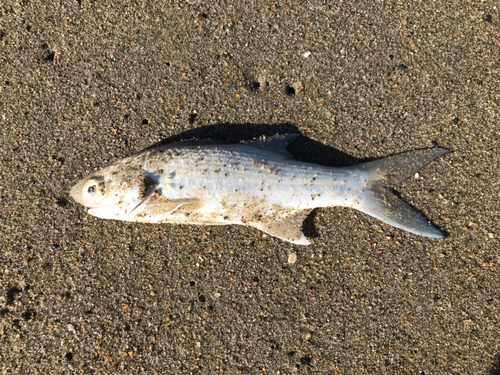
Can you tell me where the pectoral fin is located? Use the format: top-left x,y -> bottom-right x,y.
253,209 -> 312,245
139,199 -> 205,218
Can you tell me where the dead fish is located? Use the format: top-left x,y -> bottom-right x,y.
70,135 -> 450,245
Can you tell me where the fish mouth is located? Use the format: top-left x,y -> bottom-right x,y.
87,207 -> 107,218
87,206 -> 125,220
85,193 -> 153,219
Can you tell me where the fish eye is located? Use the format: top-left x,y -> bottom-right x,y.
87,185 -> 97,194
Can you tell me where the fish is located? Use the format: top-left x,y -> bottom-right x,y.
70,134 -> 450,245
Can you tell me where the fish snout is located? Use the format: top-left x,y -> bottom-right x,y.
69,180 -> 87,206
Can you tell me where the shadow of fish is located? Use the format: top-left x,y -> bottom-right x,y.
70,134 -> 450,245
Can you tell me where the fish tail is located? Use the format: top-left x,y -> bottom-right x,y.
351,148 -> 451,238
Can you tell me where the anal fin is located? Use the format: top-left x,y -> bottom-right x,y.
253,209 -> 312,245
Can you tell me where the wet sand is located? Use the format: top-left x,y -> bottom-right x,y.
1,1 -> 499,373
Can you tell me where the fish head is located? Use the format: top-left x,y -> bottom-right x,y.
70,165 -> 157,220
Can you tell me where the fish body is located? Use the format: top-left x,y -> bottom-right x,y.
70,135 -> 450,245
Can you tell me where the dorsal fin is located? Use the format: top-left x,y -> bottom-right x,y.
246,134 -> 300,158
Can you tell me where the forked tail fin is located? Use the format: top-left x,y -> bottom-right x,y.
352,148 -> 450,238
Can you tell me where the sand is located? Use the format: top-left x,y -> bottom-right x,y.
1,0 -> 499,373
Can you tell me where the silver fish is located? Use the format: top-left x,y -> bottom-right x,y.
70,135 -> 450,245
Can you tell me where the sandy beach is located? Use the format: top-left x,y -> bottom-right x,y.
1,1 -> 499,373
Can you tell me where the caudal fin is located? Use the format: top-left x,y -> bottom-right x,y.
352,148 -> 450,238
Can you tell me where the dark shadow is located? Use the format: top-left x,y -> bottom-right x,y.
287,135 -> 359,167
490,354 -> 500,375
302,209 -> 320,239
146,123 -> 299,148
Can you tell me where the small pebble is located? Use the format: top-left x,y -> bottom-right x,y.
288,253 -> 297,264
303,51 -> 311,58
